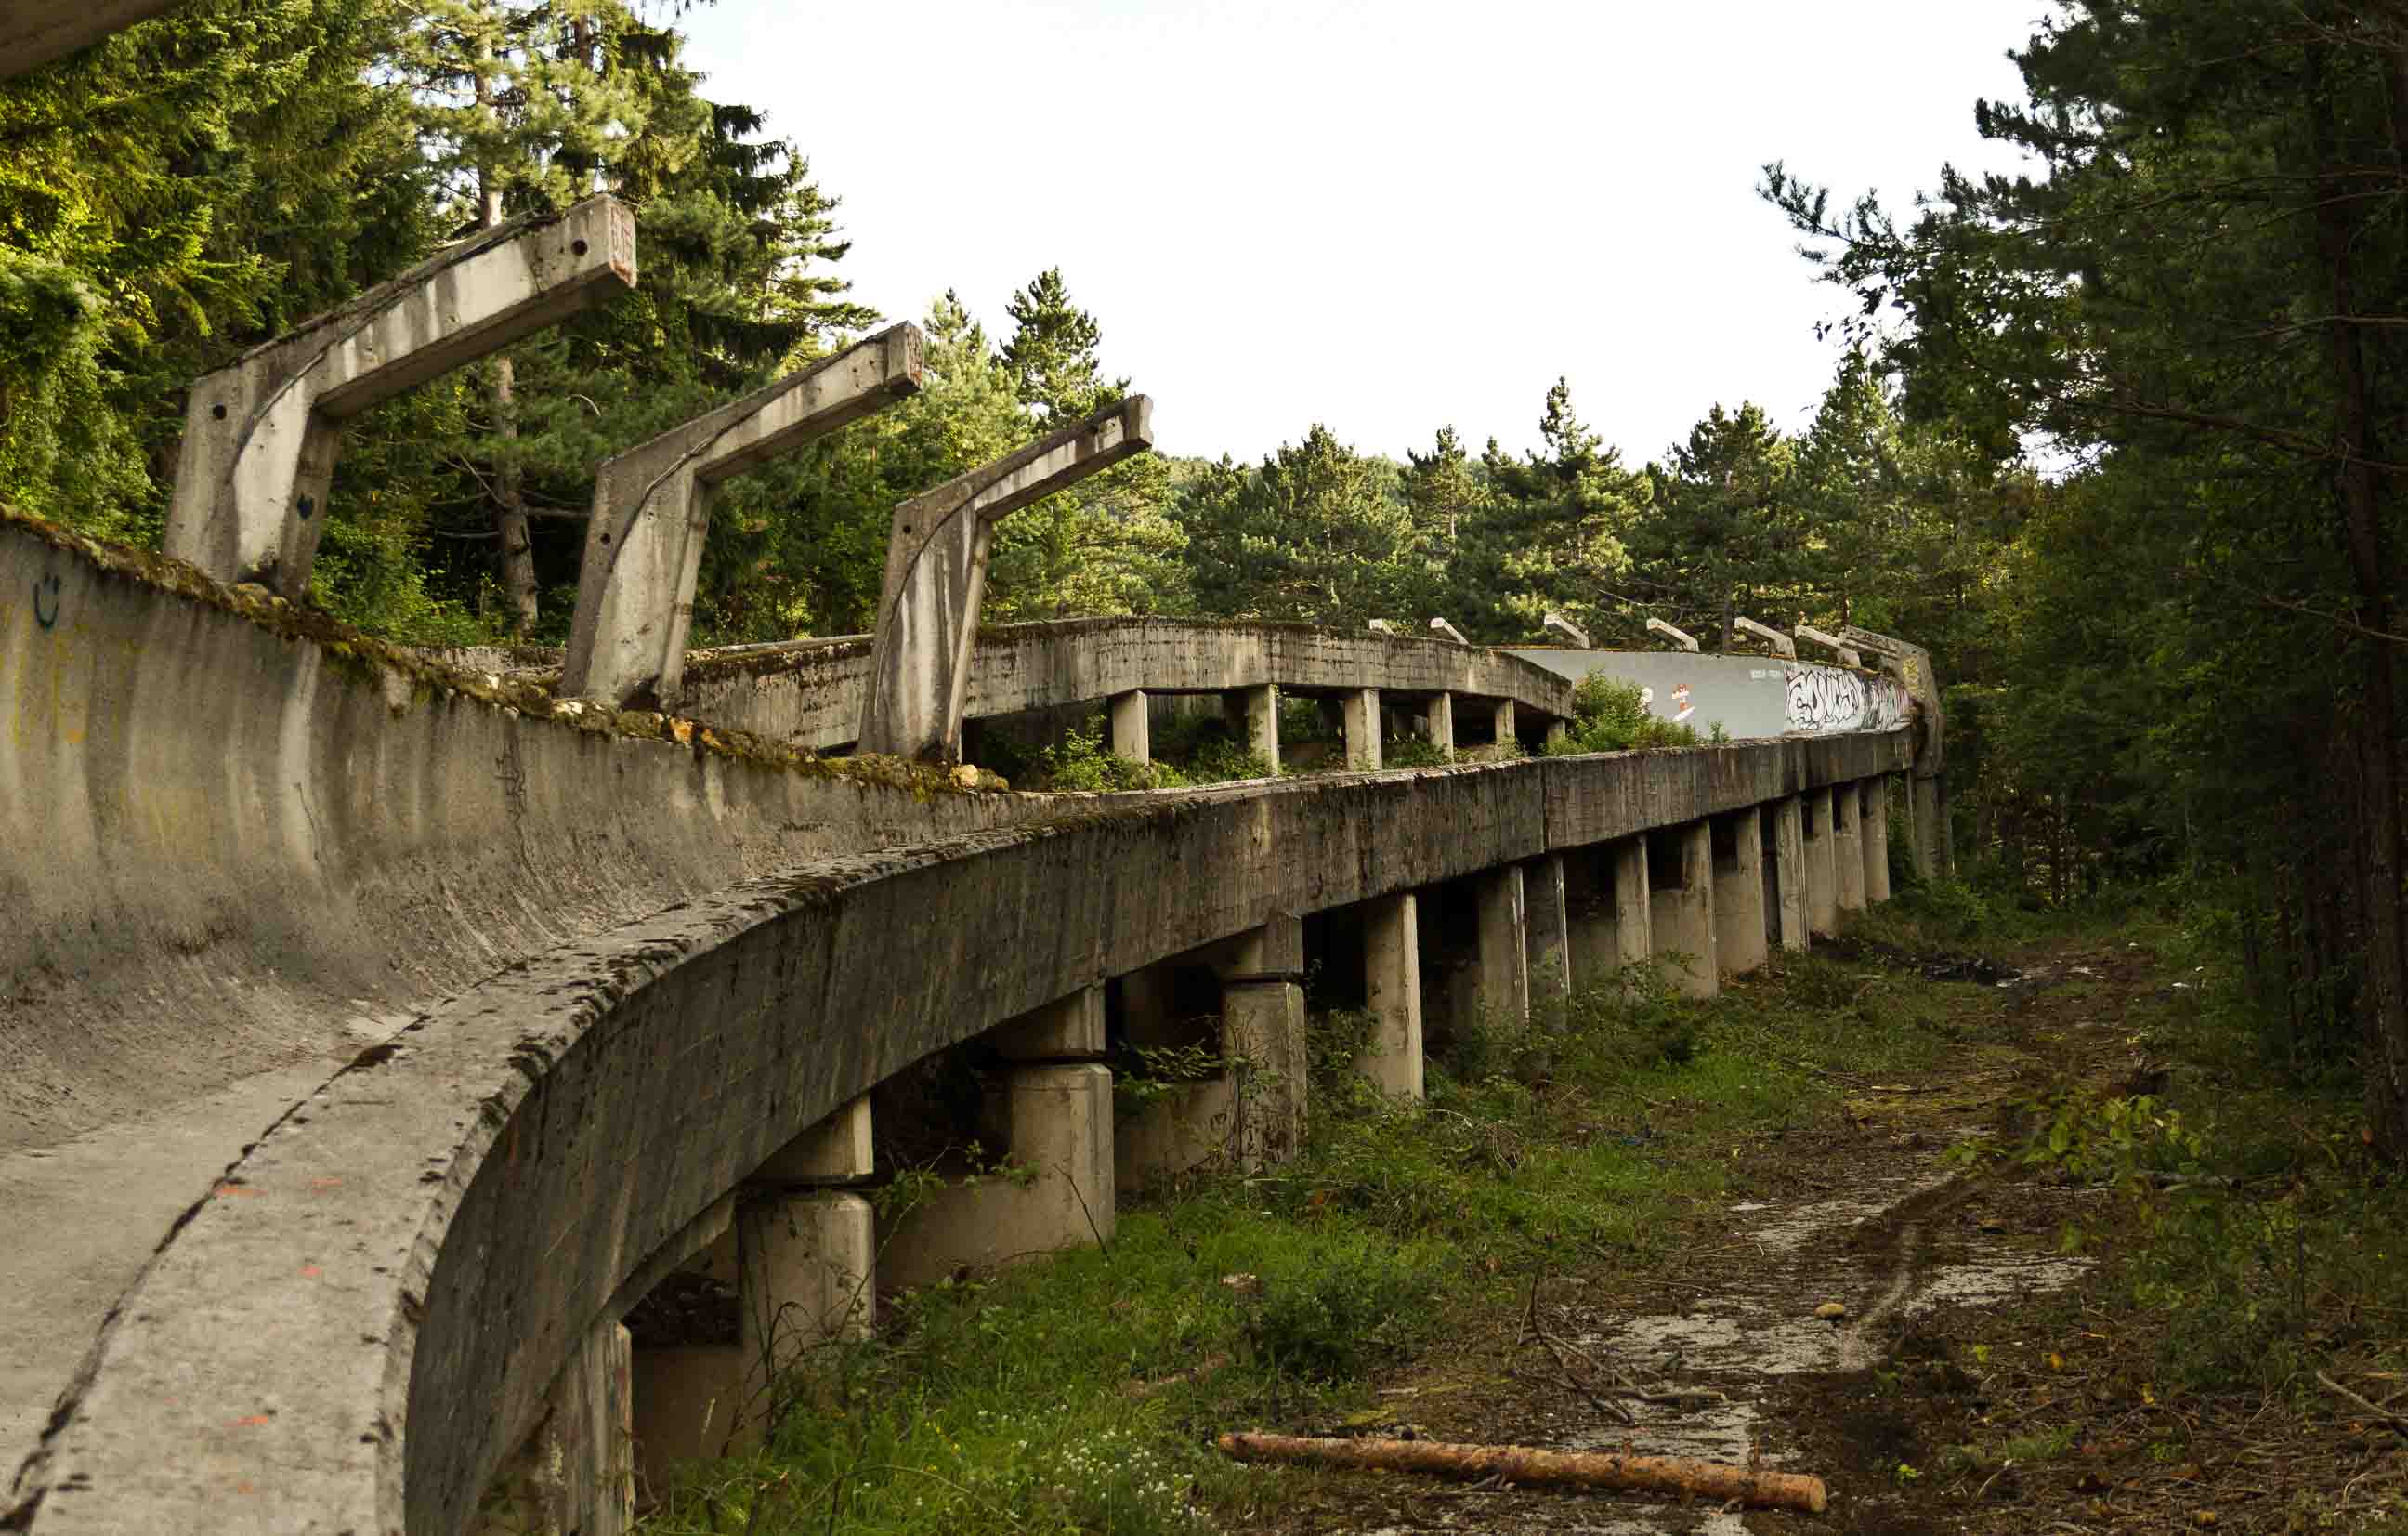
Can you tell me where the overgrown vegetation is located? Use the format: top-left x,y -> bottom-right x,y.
1542,674 -> 1700,756
638,946 -> 1973,1532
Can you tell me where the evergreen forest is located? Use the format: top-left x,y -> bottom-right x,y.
7,0 -> 2408,1159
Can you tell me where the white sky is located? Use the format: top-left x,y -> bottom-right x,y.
678,0 -> 2050,467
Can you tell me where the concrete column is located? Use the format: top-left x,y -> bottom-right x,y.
1611,836 -> 1654,973
629,1224 -> 745,1480
1773,796 -> 1810,952
1108,689 -> 1151,764
1936,777 -> 1957,879
1222,916 -> 1308,1169
1910,774 -> 1943,882
879,1061 -> 1115,1289
1835,783 -> 1866,913
1342,686 -> 1382,770
1224,684 -> 1280,774
741,1193 -> 873,1363
752,1095 -> 872,1186
1545,718 -> 1568,750
484,1319 -> 635,1536
1428,691 -> 1456,758
1473,864 -> 1530,1030
167,196 -> 636,601
1807,787 -> 1839,936
858,397 -> 1154,761
1649,821 -> 1718,998
1712,809 -> 1769,978
1524,854 -> 1572,1013
1865,777 -> 1894,903
1492,697 -> 1518,754
1360,894 -> 1424,1098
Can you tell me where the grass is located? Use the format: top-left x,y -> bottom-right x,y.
638,949 -> 1983,1534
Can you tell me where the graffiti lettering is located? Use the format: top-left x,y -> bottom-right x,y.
1784,665 -> 1908,734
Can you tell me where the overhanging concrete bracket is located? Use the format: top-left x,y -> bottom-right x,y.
1794,623 -> 1860,668
1,0 -> 181,80
1368,619 -> 1397,634
559,324 -> 926,706
1646,616 -> 1698,653
1542,611 -> 1589,648
164,195 -> 637,599
1429,617 -> 1468,645
1733,615 -> 1795,659
857,395 -> 1155,760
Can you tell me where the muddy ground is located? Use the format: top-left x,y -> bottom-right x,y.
1236,936 -> 2408,1534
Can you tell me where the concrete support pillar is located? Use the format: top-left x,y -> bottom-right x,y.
1114,958 -> 1237,1193
1224,684 -> 1280,774
1910,774 -> 1942,882
742,1193 -> 873,1363
1865,777 -> 1894,904
483,1319 -> 635,1536
1492,697 -> 1518,754
1545,718 -> 1568,749
1524,854 -> 1572,1013
1936,777 -> 1957,879
879,1060 -> 1115,1289
1473,864 -> 1530,1030
1834,782 -> 1866,914
1611,836 -> 1654,975
1649,821 -> 1718,998
1222,916 -> 1308,1169
167,196 -> 637,601
1360,894 -> 1423,1098
563,325 -> 924,707
858,397 -> 1154,761
1342,686 -> 1382,770
629,1224 -> 745,1481
1428,691 -> 1456,758
1712,809 -> 1769,978
1773,796 -> 1810,952
1806,787 -> 1839,936
1108,689 -> 1151,764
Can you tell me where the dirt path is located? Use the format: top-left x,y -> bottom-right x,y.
1247,936 -> 2178,1533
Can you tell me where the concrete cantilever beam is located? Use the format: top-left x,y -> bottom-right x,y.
559,324 -> 925,707
1646,616 -> 1698,653
1733,615 -> 1796,659
0,0 -> 179,78
1430,618 -> 1468,645
164,196 -> 637,599
1794,623 -> 1861,668
1542,611 -> 1589,648
858,395 -> 1154,761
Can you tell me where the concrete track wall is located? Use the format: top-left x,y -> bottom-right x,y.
672,617 -> 1577,749
0,512 -> 1043,1157
1504,648 -> 1913,742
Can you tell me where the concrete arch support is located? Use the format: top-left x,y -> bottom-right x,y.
165,198 -> 636,599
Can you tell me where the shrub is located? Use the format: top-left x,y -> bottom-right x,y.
1242,1238 -> 1442,1380
1545,674 -> 1700,755
1030,717 -> 1189,792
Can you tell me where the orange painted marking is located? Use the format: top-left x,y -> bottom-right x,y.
300,1264 -> 322,1279
231,1415 -> 271,1428
308,1176 -> 344,1191
212,1184 -> 261,1198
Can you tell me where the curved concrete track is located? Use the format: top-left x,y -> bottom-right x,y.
0,507 -> 1917,1531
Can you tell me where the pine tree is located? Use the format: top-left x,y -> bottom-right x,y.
1628,401 -> 1798,648
984,268 -> 1183,620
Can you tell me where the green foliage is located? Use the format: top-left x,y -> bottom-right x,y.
1174,426 -> 1429,627
1545,674 -> 1699,755
1381,738 -> 1450,769
1240,1239 -> 1441,1382
1027,717 -> 1187,794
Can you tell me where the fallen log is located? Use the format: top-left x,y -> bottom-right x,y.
1213,1431 -> 1828,1513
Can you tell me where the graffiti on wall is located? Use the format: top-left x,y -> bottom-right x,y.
1784,664 -> 1909,734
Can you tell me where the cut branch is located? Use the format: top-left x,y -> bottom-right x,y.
1213,1432 -> 1827,1513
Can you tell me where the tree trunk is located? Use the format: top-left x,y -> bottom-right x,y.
475,47 -> 540,637
2318,58 -> 2408,1158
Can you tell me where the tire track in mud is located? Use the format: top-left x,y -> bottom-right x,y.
1358,1172 -> 2088,1534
